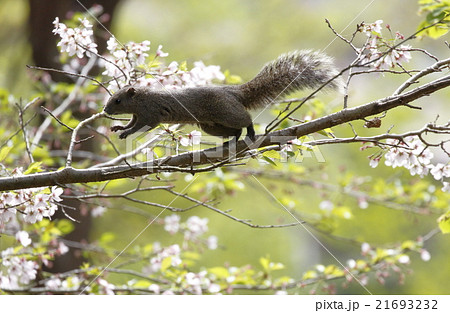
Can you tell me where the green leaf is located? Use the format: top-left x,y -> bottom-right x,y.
260,256 -> 270,271
161,256 -> 173,272
332,206 -> 353,220
179,61 -> 188,72
262,150 -> 282,160
59,111 -> 79,130
262,155 -> 278,166
438,211 -> 450,234
401,240 -> 417,251
224,70 -> 243,84
133,280 -> 152,288
324,265 -> 344,277
302,270 -> 318,280
56,219 -> 75,235
317,128 -> 334,138
0,146 -> 12,162
99,232 -> 115,245
208,266 -> 229,278
183,251 -> 201,260
24,162 -> 43,175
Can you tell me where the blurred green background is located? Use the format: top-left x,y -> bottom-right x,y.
0,0 -> 449,294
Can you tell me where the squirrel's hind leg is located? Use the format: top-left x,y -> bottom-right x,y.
246,124 -> 255,141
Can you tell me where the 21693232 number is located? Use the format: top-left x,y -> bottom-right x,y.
375,299 -> 438,310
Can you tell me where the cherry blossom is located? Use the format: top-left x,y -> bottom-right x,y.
1,248 -> 38,288
57,241 -> 69,255
179,130 -> 202,146
420,249 -> 431,262
164,214 -> 181,234
15,230 -> 32,247
147,244 -> 182,273
397,255 -> 410,264
373,137 -> 445,190
430,163 -> 450,181
45,278 -> 62,290
156,45 -> 169,58
53,17 -> 97,58
183,271 -> 219,295
206,235 -> 218,250
0,202 -> 17,224
362,20 -> 384,35
98,278 -> 115,295
91,205 -> 107,217
185,216 -> 209,239
148,284 -> 160,294
442,182 -> 450,193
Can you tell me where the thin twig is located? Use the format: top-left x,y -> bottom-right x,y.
41,106 -> 74,131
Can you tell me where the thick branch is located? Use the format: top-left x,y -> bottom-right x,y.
0,75 -> 449,192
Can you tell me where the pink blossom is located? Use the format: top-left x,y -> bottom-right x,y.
15,231 -> 32,247
164,214 -> 181,234
156,45 -> 169,57
180,130 -> 202,146
430,163 -> 449,180
185,216 -> 209,239
206,235 -> 218,250
420,249 -> 431,262
442,182 -> 450,193
369,157 -> 380,168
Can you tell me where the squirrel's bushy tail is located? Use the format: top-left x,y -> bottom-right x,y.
239,50 -> 340,109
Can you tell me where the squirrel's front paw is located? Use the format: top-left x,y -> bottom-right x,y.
111,125 -> 124,132
119,132 -> 129,139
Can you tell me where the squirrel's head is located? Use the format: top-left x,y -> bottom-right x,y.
104,86 -> 137,115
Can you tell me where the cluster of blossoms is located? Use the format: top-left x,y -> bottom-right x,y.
369,136 -> 449,192
137,215 -> 221,293
131,58 -> 225,92
163,214 -> 218,249
144,249 -> 222,294
143,215 -> 217,276
359,20 -> 412,69
0,169 -> 64,225
146,243 -> 182,274
180,271 -> 221,295
102,37 -> 152,85
343,242 -> 431,287
0,248 -> 38,289
53,17 -> 97,58
52,17 -> 225,93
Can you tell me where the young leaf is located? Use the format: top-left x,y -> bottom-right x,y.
438,211 -> 450,234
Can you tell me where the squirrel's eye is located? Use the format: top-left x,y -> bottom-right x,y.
115,99 -> 121,104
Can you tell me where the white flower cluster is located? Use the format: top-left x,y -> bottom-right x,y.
1,168 -> 64,225
147,244 -> 182,274
45,276 -> 84,292
179,130 -> 202,147
370,136 -> 449,192
163,214 -> 217,249
102,38 -> 152,85
102,34 -> 225,92
359,20 -> 412,69
53,17 -> 98,58
0,248 -> 38,289
52,15 -> 226,103
133,59 -> 225,92
0,184 -> 63,225
182,271 -> 221,295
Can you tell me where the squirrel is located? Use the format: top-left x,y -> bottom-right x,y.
104,50 -> 340,141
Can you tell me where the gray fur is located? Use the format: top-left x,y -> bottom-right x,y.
104,50 -> 339,140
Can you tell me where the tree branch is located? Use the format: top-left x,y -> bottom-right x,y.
0,75 -> 449,192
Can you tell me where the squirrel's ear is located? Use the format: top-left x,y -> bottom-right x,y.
127,87 -> 136,97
